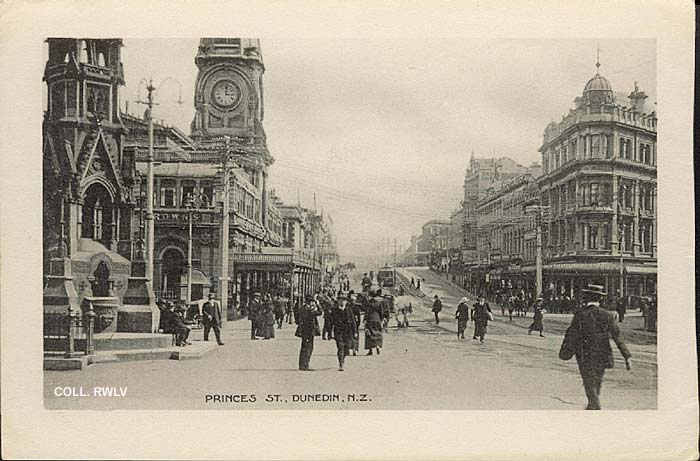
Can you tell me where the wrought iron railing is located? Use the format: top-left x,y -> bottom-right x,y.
43,305 -> 96,357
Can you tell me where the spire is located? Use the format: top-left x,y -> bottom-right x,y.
595,46 -> 601,75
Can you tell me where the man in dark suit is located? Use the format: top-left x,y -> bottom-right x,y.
297,295 -> 322,371
329,292 -> 357,371
565,284 -> 631,410
202,293 -> 224,346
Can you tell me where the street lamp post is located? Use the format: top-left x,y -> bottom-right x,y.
619,225 -> 625,298
135,77 -> 183,286
185,194 -> 194,304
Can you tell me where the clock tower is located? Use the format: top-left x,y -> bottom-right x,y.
191,38 -> 268,151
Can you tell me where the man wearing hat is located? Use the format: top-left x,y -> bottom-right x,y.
172,303 -> 192,347
561,284 -> 631,410
329,292 -> 357,371
296,294 -> 322,371
202,292 -> 224,346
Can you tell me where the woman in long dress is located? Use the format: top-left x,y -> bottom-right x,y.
471,296 -> 492,343
528,298 -> 545,337
261,294 -> 276,339
364,291 -> 383,355
455,297 -> 470,339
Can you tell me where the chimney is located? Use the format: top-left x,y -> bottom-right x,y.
628,81 -> 648,113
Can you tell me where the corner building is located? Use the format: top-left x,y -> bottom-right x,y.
537,63 -> 657,300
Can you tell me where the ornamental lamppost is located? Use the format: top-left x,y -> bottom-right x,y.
135,77 -> 183,284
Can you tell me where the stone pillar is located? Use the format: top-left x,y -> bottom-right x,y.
120,259 -> 160,333
633,179 -> 641,256
611,174 -> 619,254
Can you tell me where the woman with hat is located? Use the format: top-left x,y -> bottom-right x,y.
455,297 -> 470,339
296,294 -> 322,371
471,296 -> 493,343
528,298 -> 545,337
261,293 -> 276,340
363,289 -> 384,356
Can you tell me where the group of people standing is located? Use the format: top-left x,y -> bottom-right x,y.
247,292 -> 289,340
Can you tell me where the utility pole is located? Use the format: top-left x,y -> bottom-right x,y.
525,204 -> 549,297
219,136 -> 232,323
618,226 -> 625,298
135,77 -> 182,289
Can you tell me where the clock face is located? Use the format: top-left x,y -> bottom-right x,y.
211,80 -> 241,109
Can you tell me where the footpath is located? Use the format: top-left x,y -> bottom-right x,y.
397,267 -> 657,367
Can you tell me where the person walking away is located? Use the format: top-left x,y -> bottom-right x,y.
296,295 -> 322,371
416,278 -> 421,290
248,293 -> 263,340
455,297 -> 470,339
377,289 -> 391,331
261,294 -> 276,339
432,295 -> 443,324
202,293 -> 224,345
615,291 -> 627,322
528,298 -> 545,337
364,290 -> 384,355
471,296 -> 492,343
321,292 -> 335,340
361,273 -> 372,293
330,292 -> 357,371
273,293 -> 286,329
559,284 -> 631,410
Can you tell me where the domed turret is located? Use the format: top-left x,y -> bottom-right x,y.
583,73 -> 612,93
580,52 -> 614,107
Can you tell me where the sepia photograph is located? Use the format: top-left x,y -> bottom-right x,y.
1,1 -> 696,460
41,37 -> 657,411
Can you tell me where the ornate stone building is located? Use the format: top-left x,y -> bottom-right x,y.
537,61 -> 657,299
43,38 -> 159,335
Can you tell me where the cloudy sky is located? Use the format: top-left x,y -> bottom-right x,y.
118,38 -> 655,265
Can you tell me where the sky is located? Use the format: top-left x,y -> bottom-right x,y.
116,38 -> 655,266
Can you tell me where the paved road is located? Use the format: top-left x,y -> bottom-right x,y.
44,269 -> 656,410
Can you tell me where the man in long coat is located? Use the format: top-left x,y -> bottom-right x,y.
329,292 -> 357,371
561,285 -> 631,410
471,296 -> 492,343
297,295 -> 322,371
202,293 -> 224,345
455,297 -> 470,339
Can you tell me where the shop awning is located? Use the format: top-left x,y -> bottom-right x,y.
542,261 -> 656,275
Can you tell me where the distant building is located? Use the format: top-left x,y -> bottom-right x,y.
462,154 -> 531,264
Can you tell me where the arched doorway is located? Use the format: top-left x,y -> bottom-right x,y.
82,182 -> 114,245
160,247 -> 185,301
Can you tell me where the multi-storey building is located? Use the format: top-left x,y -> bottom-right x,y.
462,154 -> 530,264
537,61 -> 657,299
473,170 -> 540,294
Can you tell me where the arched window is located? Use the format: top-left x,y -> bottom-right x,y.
98,52 -> 106,67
